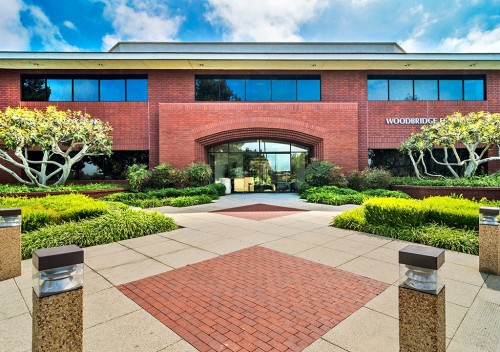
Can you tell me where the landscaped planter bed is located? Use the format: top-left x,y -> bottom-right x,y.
390,185 -> 500,201
0,188 -> 126,199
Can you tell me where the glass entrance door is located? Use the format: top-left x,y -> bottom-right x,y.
208,139 -> 308,193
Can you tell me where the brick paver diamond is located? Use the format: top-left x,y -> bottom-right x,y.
212,203 -> 307,220
119,246 -> 389,352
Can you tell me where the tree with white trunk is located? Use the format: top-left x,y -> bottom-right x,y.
0,106 -> 112,187
400,111 -> 500,178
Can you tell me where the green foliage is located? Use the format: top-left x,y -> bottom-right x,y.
212,183 -> 227,196
331,207 -> 367,231
185,162 -> 212,187
126,164 -> 151,192
149,163 -> 175,189
0,194 -> 109,232
392,175 -> 500,187
304,159 -> 347,187
0,183 -> 122,193
21,209 -> 178,259
422,196 -> 480,230
301,185 -> 410,206
361,189 -> 412,199
296,181 -> 311,194
364,198 -> 427,227
347,168 -> 392,191
169,195 -> 213,207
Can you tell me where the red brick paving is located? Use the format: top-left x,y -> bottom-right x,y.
119,246 -> 389,351
211,203 -> 307,220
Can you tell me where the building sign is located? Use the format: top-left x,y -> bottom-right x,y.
386,117 -> 445,125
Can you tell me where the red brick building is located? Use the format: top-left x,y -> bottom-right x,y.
0,42 -> 498,190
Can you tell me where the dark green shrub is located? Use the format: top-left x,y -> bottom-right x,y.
185,162 -> 212,187
150,163 -> 175,189
169,195 -> 213,207
364,197 -> 427,227
21,209 -> 178,259
126,164 -> 151,192
346,170 -> 366,191
296,182 -> 311,194
361,189 -> 411,199
0,183 -> 122,193
212,183 -> 227,196
363,168 -> 392,189
169,168 -> 188,188
392,175 -> 500,187
305,159 -> 346,187
307,192 -> 365,205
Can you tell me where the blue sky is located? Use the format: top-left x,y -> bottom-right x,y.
1,0 -> 499,53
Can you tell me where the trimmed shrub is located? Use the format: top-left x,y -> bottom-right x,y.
296,182 -> 311,195
126,164 -> 150,192
364,197 -> 427,227
21,209 -> 178,259
0,183 -> 122,193
363,168 -> 392,189
306,192 -> 365,205
361,189 -> 411,199
185,162 -> 212,187
422,196 -> 480,230
169,195 -> 213,207
150,163 -> 175,189
346,170 -> 366,191
305,159 -> 347,187
212,183 -> 227,196
0,194 -> 109,232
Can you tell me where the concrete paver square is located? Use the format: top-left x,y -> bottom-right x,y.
477,275 -> 500,305
199,238 -> 252,255
440,262 -> 488,286
236,232 -> 282,245
83,266 -> 113,296
261,237 -> 317,254
295,246 -> 357,267
322,307 -> 398,352
288,231 -> 343,245
364,284 -> 398,318
323,238 -> 379,256
362,247 -> 399,264
338,256 -> 399,284
98,258 -> 172,286
160,340 -> 198,352
445,250 -> 479,268
0,313 -> 31,352
445,278 -> 481,308
311,226 -> 353,238
84,242 -> 128,258
119,234 -> 171,249
133,240 -> 190,257
446,302 -> 468,339
119,246 -> 388,352
85,249 -> 147,271
343,232 -> 392,247
0,279 -> 28,320
155,247 -> 218,268
84,310 -> 181,352
303,339 -> 347,351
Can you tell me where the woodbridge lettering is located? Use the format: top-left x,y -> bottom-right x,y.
385,117 -> 445,125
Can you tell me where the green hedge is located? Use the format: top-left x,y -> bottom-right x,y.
364,198 -> 427,227
0,183 -> 122,193
392,175 -> 500,187
21,209 -> 178,259
0,194 -> 109,232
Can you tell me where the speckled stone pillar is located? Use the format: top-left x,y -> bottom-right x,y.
399,287 -> 446,352
479,207 -> 500,275
399,245 -> 445,352
32,288 -> 83,352
0,208 -> 22,281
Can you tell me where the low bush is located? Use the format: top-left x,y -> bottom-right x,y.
126,164 -> 151,192
301,185 -> 410,206
21,209 -> 178,259
361,189 -> 411,199
422,196 -> 480,230
364,198 -> 427,227
0,183 -> 123,193
185,162 -> 212,187
305,159 -> 347,187
169,195 -> 213,207
0,194 -> 109,232
392,175 -> 500,187
149,163 -> 175,189
212,183 -> 227,196
296,181 -> 311,194
347,168 -> 392,190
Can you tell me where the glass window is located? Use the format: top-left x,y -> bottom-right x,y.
221,79 -> 245,101
126,79 -> 148,101
46,79 -> 72,101
74,79 -> 98,101
389,79 -> 413,101
272,78 -> 296,101
297,79 -> 320,101
195,78 -> 219,101
464,79 -> 484,100
439,79 -> 463,100
368,79 -> 388,100
100,79 -> 125,101
22,78 -> 46,101
261,140 -> 290,152
246,78 -> 271,101
291,144 -> 308,153
414,79 -> 438,101
229,141 -> 260,152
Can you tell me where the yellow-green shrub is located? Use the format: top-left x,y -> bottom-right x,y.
364,198 -> 427,227
422,196 -> 480,230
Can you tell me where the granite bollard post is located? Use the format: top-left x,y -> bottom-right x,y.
479,206 -> 500,275
0,208 -> 22,281
32,245 -> 84,352
399,245 -> 445,352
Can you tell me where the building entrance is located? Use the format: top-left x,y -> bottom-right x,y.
208,140 -> 309,192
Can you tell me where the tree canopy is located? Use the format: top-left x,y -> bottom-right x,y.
400,111 -> 500,178
0,106 -> 112,187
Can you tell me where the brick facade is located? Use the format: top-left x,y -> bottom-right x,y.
0,68 -> 499,182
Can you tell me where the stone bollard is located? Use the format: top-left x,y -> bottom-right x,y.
399,245 -> 446,352
0,208 -> 22,281
32,245 -> 84,352
479,206 -> 500,275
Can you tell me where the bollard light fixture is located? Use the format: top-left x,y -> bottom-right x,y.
399,245 -> 445,295
0,208 -> 21,227
32,245 -> 84,298
479,207 -> 499,226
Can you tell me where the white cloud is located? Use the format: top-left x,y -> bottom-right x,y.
205,0 -> 329,41
0,0 -> 30,50
439,25 -> 500,52
97,0 -> 184,50
26,5 -> 79,51
399,4 -> 438,52
63,20 -> 77,30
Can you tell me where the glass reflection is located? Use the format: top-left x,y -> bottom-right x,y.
47,79 -> 72,101
389,79 -> 413,100
439,80 -> 463,100
127,79 -> 148,101
464,80 -> 484,101
74,79 -> 98,101
414,79 -> 438,101
100,79 -> 125,101
246,79 -> 271,101
368,79 -> 388,100
297,79 -> 320,101
272,78 -> 296,101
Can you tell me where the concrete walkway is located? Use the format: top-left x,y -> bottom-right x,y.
1,193 -> 499,351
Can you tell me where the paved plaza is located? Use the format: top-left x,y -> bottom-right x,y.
1,193 -> 499,351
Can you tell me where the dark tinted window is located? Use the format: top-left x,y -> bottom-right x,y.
100,79 -> 125,101
368,79 -> 388,100
74,79 -> 99,101
272,78 -> 296,101
297,79 -> 320,101
126,79 -> 148,101
246,78 -> 271,101
195,78 -> 219,101
46,79 -> 72,101
389,79 -> 413,101
23,78 -> 46,101
464,79 -> 484,101
414,79 -> 438,101
439,79 -> 463,100
222,78 -> 245,101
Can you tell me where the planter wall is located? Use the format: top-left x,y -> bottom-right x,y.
391,185 -> 500,200
0,188 -> 125,199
